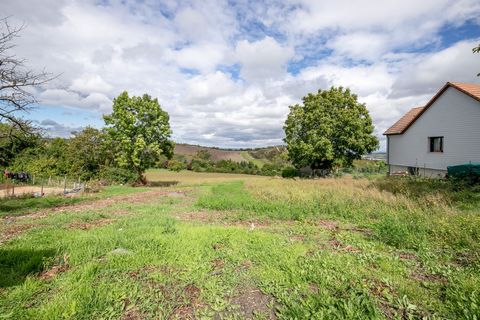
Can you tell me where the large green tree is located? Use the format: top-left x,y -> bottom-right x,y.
104,92 -> 174,182
283,86 -> 378,175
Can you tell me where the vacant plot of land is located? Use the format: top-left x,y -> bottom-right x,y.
0,171 -> 479,319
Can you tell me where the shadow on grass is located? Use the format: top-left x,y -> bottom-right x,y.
0,249 -> 56,288
147,181 -> 179,187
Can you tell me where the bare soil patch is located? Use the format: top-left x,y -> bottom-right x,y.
39,254 -> 70,280
127,265 -> 203,319
1,186 -> 65,198
68,218 -> 116,230
11,189 -> 189,221
217,286 -> 277,319
411,271 -> 448,284
316,219 -> 340,231
328,239 -> 361,253
122,306 -> 145,320
0,223 -> 35,244
398,251 -> 419,262
169,284 -> 201,319
1,189 -> 189,243
175,210 -> 228,223
368,278 -> 398,320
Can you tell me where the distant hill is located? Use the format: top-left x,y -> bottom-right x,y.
174,144 -> 245,162
173,143 -> 286,167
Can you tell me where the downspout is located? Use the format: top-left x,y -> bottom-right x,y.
386,135 -> 390,176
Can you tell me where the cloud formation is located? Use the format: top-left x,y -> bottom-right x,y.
3,0 -> 480,149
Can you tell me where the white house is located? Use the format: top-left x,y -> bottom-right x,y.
384,82 -> 480,178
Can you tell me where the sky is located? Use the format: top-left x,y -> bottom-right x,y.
3,0 -> 480,150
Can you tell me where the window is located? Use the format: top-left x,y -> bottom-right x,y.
429,136 -> 443,152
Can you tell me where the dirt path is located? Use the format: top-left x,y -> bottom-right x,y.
13,189 -> 190,220
1,186 -> 65,198
0,189 -> 190,244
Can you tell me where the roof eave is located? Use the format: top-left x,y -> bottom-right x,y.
383,132 -> 402,136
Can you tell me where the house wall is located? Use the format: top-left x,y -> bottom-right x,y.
388,87 -> 480,172
389,164 -> 446,178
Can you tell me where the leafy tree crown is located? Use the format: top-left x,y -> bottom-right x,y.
103,91 -> 173,180
283,86 -> 379,172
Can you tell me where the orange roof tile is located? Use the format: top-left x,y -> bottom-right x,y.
449,82 -> 480,101
383,106 -> 425,135
384,82 -> 480,135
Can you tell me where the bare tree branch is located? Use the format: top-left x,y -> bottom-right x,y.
0,17 -> 56,134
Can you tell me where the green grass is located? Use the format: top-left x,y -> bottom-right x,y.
0,185 -> 150,217
240,151 -> 268,168
0,172 -> 479,319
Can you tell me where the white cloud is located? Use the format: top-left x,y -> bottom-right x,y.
2,0 -> 480,149
70,74 -> 113,94
185,71 -> 239,104
392,40 -> 480,98
235,37 -> 294,82
327,32 -> 390,61
288,0 -> 479,33
170,44 -> 228,72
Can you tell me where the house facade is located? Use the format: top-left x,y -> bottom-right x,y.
384,82 -> 480,178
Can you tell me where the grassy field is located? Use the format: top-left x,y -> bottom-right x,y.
239,151 -> 268,168
0,170 -> 479,319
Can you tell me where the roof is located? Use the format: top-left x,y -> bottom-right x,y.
384,82 -> 480,135
449,82 -> 480,101
383,106 -> 425,135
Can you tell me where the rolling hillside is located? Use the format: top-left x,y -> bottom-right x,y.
173,143 -> 286,166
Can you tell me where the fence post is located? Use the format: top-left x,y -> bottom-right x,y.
63,176 -> 67,194
41,179 -> 44,197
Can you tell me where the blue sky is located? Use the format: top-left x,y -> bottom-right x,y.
3,0 -> 480,150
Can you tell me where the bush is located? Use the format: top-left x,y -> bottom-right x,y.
282,166 -> 299,178
167,160 -> 187,172
260,163 -> 282,176
99,167 -> 138,184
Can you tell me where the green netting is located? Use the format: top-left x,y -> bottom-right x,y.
447,163 -> 480,179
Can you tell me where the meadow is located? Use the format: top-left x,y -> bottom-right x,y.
0,170 -> 479,319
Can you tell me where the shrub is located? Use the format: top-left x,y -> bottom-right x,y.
99,167 -> 138,184
282,166 -> 299,178
261,163 -> 282,176
167,160 -> 186,172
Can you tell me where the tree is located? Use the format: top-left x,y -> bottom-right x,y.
66,127 -> 113,180
283,86 -> 378,175
473,44 -> 480,76
0,18 -> 53,132
0,121 -> 40,167
103,91 -> 174,183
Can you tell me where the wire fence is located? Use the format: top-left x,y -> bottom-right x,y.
0,173 -> 86,199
